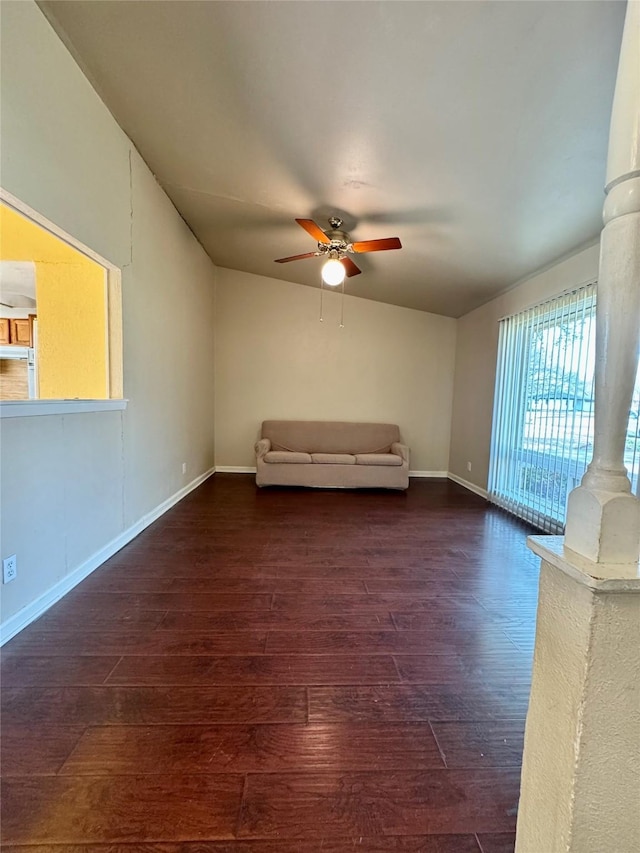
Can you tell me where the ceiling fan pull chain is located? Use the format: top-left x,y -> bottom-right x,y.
319,276 -> 324,322
340,278 -> 345,328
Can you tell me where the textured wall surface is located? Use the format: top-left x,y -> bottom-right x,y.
517,558 -> 640,852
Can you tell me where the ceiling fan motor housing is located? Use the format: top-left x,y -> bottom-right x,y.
274,216 -> 400,273
320,219 -> 352,255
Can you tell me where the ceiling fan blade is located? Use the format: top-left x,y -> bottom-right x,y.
295,218 -> 331,244
274,252 -> 319,264
340,257 -> 361,277
351,237 -> 402,253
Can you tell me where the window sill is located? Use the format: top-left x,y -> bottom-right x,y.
0,399 -> 128,418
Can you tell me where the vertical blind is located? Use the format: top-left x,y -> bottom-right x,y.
489,284 -> 597,532
489,282 -> 640,532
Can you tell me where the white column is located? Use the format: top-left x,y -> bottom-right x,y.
516,538 -> 640,853
517,5 -> 640,851
564,0 -> 640,565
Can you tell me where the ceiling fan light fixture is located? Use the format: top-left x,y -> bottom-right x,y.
321,258 -> 345,286
275,216 -> 400,282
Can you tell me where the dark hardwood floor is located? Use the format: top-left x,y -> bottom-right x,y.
1,474 -> 539,851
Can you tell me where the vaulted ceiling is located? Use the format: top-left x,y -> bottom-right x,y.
40,0 -> 625,317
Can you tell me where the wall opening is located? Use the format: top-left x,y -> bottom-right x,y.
0,192 -> 122,402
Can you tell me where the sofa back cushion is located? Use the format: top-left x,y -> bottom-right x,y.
262,420 -> 400,455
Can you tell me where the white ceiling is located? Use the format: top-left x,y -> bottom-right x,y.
40,0 -> 625,317
0,261 -> 36,296
0,261 -> 37,317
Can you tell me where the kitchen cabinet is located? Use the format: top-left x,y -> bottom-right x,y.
1,315 -> 35,346
10,318 -> 33,346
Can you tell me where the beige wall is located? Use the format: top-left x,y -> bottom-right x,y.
214,268 -> 457,473
448,243 -> 601,492
0,2 -> 216,629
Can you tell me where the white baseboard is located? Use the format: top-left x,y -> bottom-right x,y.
219,467 -> 449,479
447,471 -> 489,500
0,467 -> 216,646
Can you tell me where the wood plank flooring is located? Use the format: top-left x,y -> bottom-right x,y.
1,474 -> 539,851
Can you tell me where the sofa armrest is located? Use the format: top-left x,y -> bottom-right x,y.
255,438 -> 271,459
391,442 -> 410,464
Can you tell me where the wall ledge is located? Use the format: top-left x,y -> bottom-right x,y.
528,534 -> 640,591
0,465 -> 215,645
0,399 -> 128,418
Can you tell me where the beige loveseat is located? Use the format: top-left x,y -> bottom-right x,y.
255,420 -> 409,489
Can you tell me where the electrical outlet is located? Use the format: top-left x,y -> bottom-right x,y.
3,554 -> 17,584
182,462 -> 187,475
467,461 -> 472,472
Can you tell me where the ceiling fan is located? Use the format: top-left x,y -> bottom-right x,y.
275,217 -> 402,285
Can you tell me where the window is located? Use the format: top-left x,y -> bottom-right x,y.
489,283 -> 640,532
0,192 -> 123,409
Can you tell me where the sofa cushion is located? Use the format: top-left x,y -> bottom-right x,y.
355,453 -> 403,467
311,453 -> 356,465
262,420 -> 400,455
264,451 -> 312,464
